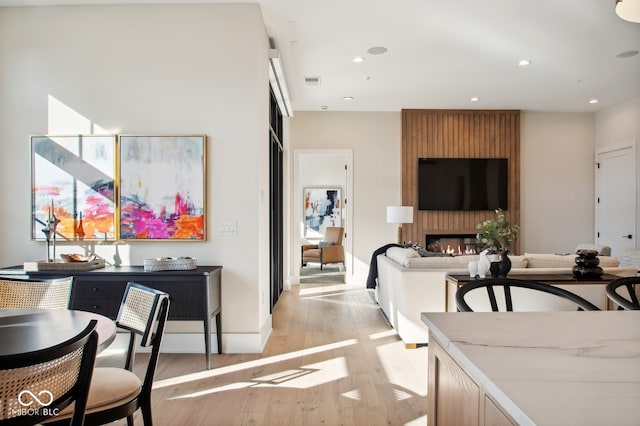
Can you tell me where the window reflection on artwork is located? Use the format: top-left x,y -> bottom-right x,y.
31,135 -> 116,241
119,135 -> 206,240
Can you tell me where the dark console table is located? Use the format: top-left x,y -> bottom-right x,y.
0,265 -> 222,370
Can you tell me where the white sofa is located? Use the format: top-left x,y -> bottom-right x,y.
375,247 -> 638,347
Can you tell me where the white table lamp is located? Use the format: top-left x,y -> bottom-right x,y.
387,206 -> 414,244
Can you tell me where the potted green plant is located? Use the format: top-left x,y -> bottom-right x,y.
476,209 -> 519,277
476,208 -> 519,254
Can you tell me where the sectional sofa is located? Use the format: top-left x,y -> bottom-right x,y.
375,247 -> 638,347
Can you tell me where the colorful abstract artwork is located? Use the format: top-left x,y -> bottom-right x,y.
303,188 -> 342,239
31,135 -> 116,241
119,135 -> 206,240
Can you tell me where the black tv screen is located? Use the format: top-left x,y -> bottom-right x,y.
418,158 -> 508,211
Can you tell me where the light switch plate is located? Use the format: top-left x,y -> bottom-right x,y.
218,221 -> 237,235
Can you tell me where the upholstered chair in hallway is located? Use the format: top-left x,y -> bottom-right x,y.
301,226 -> 345,270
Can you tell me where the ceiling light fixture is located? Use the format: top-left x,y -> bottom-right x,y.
616,50 -> 639,58
343,96 -> 354,101
367,46 -> 388,55
470,97 -> 480,102
589,99 -> 599,104
615,0 -> 640,23
353,57 -> 365,63
518,59 -> 532,66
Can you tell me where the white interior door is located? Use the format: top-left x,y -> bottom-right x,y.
596,144 -> 637,255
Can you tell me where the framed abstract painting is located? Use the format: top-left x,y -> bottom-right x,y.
119,135 -> 206,240
31,135 -> 117,241
303,187 -> 342,239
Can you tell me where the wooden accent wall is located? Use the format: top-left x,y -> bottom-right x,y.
401,109 -> 520,252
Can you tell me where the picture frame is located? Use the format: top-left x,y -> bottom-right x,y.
31,135 -> 117,241
303,187 -> 342,239
119,135 -> 206,240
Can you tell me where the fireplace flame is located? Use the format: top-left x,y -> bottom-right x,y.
442,244 -> 478,256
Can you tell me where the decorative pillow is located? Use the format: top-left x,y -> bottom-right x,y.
318,241 -> 335,248
596,256 -> 620,267
508,255 -> 528,268
524,253 -> 576,268
386,247 -> 420,266
405,256 -> 464,269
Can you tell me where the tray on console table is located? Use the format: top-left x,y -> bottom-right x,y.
23,258 -> 106,272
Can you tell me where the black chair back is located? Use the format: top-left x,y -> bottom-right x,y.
456,278 -> 601,312
606,277 -> 640,310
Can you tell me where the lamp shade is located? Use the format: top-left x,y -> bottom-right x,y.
616,0 -> 640,23
386,206 -> 414,224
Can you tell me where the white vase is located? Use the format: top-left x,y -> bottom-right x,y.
478,249 -> 491,279
468,260 -> 478,277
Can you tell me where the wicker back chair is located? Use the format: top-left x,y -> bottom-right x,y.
0,320 -> 98,426
606,276 -> 640,310
48,282 -> 170,426
0,277 -> 73,310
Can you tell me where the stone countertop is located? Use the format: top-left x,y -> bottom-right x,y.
421,311 -> 640,426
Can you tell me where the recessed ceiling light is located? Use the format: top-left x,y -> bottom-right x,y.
367,46 -> 388,55
518,59 -> 532,66
353,56 -> 365,63
343,96 -> 354,101
470,97 -> 480,102
616,50 -> 639,58
589,99 -> 599,104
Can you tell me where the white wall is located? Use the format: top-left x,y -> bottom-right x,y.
520,112 -> 596,253
0,4 -> 272,353
595,95 -> 640,250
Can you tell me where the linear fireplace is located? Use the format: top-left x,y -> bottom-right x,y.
425,234 -> 482,255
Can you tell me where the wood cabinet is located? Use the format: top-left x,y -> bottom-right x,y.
0,265 -> 222,369
428,338 -> 515,426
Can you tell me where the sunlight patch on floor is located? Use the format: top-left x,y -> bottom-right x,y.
298,283 -> 354,296
375,341 -> 428,397
153,339 -> 357,389
368,329 -> 398,340
341,389 -> 361,401
405,414 -> 428,425
170,357 -> 348,400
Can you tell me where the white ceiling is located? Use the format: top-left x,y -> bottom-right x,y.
2,0 -> 640,113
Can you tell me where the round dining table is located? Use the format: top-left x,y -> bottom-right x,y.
0,309 -> 117,357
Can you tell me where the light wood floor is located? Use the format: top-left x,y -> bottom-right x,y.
127,282 -> 429,425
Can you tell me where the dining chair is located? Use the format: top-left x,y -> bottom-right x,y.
0,277 -> 73,310
47,282 -> 170,426
605,276 -> 640,310
455,278 -> 601,312
0,320 -> 98,426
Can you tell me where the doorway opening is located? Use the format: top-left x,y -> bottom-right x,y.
293,149 -> 353,286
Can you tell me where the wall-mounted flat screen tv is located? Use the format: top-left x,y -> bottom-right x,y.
418,158 -> 508,211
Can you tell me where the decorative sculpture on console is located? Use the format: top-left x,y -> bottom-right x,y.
42,199 -> 61,262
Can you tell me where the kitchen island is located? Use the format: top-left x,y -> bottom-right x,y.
421,311 -> 640,425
